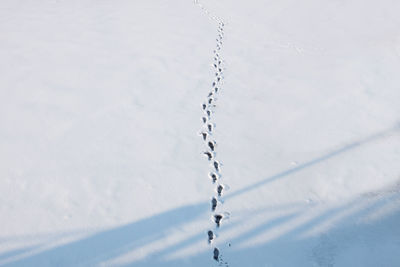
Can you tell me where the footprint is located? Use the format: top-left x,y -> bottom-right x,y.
207,123 -> 213,132
213,247 -> 220,261
206,110 -> 211,117
208,92 -> 213,97
204,151 -> 213,161
214,87 -> 219,93
213,160 -> 220,172
202,117 -> 207,123
217,184 -> 223,196
200,132 -> 208,141
202,103 -> 207,110
209,172 -> 218,183
208,141 -> 215,151
211,197 -> 218,211
214,214 -> 223,227
208,230 -> 215,243
208,98 -> 213,104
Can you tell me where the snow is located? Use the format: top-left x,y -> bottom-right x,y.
1,0 -> 400,266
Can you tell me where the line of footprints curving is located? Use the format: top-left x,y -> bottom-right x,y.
199,21 -> 230,266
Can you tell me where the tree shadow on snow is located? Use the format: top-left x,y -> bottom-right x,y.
2,124 -> 400,266
4,184 -> 400,266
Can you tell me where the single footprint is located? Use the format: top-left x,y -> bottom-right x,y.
208,141 -> 215,151
200,132 -> 208,141
209,172 -> 218,183
208,98 -> 213,104
202,103 -> 207,110
211,197 -> 217,211
202,117 -> 207,123
207,123 -> 213,132
214,214 -> 223,227
217,184 -> 223,196
208,230 -> 214,243
214,87 -> 219,93
204,151 -> 213,161
206,110 -> 211,117
213,160 -> 220,172
208,92 -> 213,97
213,247 -> 220,261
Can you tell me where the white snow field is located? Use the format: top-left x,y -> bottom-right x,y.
1,0 -> 400,266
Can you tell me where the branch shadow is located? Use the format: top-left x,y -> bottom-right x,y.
226,123 -> 400,200
3,187 -> 400,267
2,124 -> 400,266
1,203 -> 209,267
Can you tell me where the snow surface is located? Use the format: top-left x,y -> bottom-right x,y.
1,0 -> 400,266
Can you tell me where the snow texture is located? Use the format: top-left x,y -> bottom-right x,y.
1,0 -> 400,266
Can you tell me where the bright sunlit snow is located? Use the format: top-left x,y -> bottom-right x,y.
1,0 -> 400,266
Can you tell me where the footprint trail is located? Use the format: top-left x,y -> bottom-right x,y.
194,1 -> 230,265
